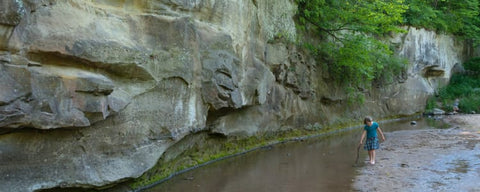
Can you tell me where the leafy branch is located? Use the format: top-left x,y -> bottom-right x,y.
295,0 -> 408,104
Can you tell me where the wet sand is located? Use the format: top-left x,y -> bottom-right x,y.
353,114 -> 480,192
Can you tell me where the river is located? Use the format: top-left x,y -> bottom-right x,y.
144,117 -> 448,192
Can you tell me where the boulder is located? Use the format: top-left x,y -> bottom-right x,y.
433,108 -> 446,115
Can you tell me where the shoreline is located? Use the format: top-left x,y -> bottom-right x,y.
353,114 -> 480,191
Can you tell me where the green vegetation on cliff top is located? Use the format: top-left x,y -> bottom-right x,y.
404,0 -> 480,43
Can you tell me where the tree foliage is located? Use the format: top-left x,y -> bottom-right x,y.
296,0 -> 408,103
463,57 -> 480,72
296,0 -> 407,36
434,73 -> 480,113
404,0 -> 480,44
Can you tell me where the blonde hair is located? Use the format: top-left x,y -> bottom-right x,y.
363,116 -> 373,124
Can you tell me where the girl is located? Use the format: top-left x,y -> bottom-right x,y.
359,116 -> 386,165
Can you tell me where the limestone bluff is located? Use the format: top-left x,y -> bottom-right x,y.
0,0 -> 466,191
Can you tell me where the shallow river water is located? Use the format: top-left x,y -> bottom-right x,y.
145,117 -> 448,192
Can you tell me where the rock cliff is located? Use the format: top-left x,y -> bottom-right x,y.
0,0 -> 467,191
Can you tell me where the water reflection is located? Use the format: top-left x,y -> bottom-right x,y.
146,117 -> 446,192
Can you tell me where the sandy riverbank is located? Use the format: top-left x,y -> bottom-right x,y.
353,114 -> 480,192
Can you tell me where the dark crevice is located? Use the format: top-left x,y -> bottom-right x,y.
26,51 -> 155,82
74,89 -> 113,96
206,107 -> 235,127
320,96 -> 343,105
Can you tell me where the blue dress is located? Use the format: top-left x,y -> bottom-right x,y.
364,122 -> 380,150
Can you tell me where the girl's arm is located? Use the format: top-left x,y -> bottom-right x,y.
377,127 -> 386,141
359,130 -> 366,144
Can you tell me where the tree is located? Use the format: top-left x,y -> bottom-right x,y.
296,0 -> 408,101
404,0 -> 480,44
296,0 -> 407,37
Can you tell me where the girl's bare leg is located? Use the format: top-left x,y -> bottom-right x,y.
372,150 -> 376,164
368,150 -> 373,164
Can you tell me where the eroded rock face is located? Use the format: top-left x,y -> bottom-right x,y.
0,1 -> 210,191
0,61 -> 123,129
0,0 -> 25,26
0,0 -> 468,191
0,0 -> 292,191
201,50 -> 243,110
0,0 -> 24,49
382,27 -> 466,116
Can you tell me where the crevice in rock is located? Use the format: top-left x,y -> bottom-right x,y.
206,107 -> 235,129
0,125 -> 78,136
423,65 -> 445,77
26,51 -> 155,82
320,96 -> 343,106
